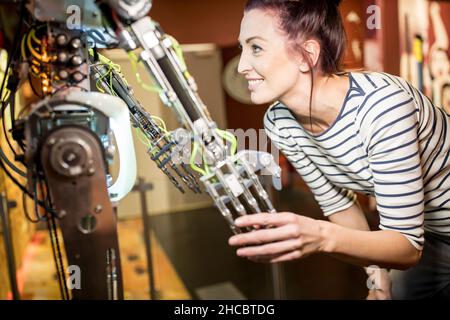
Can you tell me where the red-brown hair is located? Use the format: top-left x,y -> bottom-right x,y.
244,0 -> 346,74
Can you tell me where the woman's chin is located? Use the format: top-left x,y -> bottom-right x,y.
250,93 -> 274,105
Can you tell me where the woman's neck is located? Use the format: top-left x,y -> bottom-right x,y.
280,73 -> 350,135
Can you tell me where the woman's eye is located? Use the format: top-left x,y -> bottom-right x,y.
251,45 -> 262,54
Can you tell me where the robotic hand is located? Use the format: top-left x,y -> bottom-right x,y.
101,0 -> 282,234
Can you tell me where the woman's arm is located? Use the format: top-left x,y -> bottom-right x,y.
323,215 -> 421,270
229,210 -> 421,270
326,202 -> 371,264
326,203 -> 418,270
316,203 -> 393,299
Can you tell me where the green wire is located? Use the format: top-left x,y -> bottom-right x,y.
136,128 -> 151,147
128,51 -> 163,94
151,115 -> 168,134
168,35 -> 187,70
215,129 -> 238,155
190,141 -> 207,176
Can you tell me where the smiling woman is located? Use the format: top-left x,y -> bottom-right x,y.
237,0 -> 349,133
228,0 -> 450,300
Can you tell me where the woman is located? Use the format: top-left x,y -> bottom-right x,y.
229,0 -> 450,299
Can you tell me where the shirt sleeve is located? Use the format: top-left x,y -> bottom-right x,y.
362,90 -> 425,250
264,106 -> 357,217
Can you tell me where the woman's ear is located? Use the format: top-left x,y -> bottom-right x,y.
298,39 -> 321,73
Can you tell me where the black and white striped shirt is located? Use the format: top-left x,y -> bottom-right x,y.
264,72 -> 450,250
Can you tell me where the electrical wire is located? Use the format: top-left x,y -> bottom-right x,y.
189,141 -> 207,176
0,156 -> 55,213
0,0 -> 26,106
1,96 -> 18,158
0,145 -> 26,177
216,129 -> 238,155
26,29 -> 50,63
40,178 -> 69,300
22,188 -> 40,223
128,51 -> 163,93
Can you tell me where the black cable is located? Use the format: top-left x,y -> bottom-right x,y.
40,178 -> 69,300
45,212 -> 67,300
22,187 -> 40,223
9,75 -> 15,129
1,96 -> 18,158
0,156 -> 54,213
27,73 -> 43,98
4,84 -> 26,153
32,176 -> 47,222
0,144 -> 26,177
49,209 -> 69,300
0,1 -> 27,161
101,14 -> 119,44
0,0 -> 26,103
38,178 -> 64,300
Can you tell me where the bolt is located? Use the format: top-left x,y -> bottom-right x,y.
56,34 -> 68,47
58,210 -> 67,218
87,167 -> 95,176
94,205 -> 102,214
70,38 -> 82,50
47,138 -> 56,146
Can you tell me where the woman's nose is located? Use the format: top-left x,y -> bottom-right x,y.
237,54 -> 251,74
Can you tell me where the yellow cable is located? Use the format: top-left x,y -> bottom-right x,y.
27,30 -> 50,63
30,29 -> 42,45
21,35 -> 27,60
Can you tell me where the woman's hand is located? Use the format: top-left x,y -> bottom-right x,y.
228,212 -> 328,263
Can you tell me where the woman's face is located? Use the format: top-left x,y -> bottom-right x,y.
238,9 -> 303,105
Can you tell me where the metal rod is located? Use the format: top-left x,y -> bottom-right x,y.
133,177 -> 157,300
262,176 -> 286,299
0,193 -> 20,300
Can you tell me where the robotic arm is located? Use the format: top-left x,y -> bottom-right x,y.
90,50 -> 201,193
101,0 -> 282,234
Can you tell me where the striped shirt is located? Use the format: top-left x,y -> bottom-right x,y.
264,72 -> 450,250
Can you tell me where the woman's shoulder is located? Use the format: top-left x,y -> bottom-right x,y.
264,102 -> 293,124
263,102 -> 303,138
347,71 -> 424,110
350,70 -> 416,92
350,70 -> 397,87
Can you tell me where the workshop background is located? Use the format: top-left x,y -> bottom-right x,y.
1,0 -> 448,300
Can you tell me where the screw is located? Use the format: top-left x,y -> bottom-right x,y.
87,167 -> 95,176
94,205 -> 102,214
47,138 -> 56,146
58,210 -> 67,218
